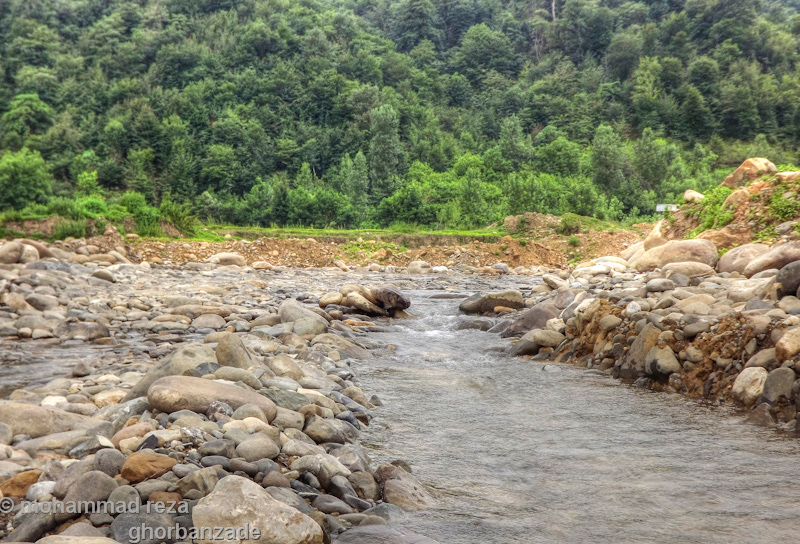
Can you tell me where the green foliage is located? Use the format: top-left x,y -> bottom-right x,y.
687,186 -> 734,236
0,0 -> 798,230
52,219 -> 87,240
556,214 -> 582,235
159,198 -> 199,237
568,235 -> 581,247
0,148 -> 53,211
769,192 -> 800,221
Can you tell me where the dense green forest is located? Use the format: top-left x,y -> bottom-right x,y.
1,0 -> 800,233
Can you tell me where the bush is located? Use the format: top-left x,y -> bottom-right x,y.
46,197 -> 87,220
769,193 -> 800,222
119,191 -> 148,214
556,213 -> 581,235
159,198 -> 199,236
52,219 -> 87,240
0,148 -> 53,211
568,235 -> 581,246
77,196 -> 108,216
132,205 -> 161,237
106,204 -> 129,223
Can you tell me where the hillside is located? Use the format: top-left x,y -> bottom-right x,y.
1,0 -> 800,236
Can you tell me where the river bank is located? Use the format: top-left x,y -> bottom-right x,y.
0,251 -> 444,544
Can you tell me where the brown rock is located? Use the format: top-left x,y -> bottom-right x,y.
120,453 -> 177,484
146,376 -> 277,421
110,422 -> 157,448
0,469 -> 42,498
720,158 -> 776,188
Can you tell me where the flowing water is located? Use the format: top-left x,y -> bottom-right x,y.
359,289 -> 800,544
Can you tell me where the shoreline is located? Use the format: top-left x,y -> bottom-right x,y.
0,251 -> 443,544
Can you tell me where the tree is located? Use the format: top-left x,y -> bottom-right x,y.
498,115 -> 532,168
680,85 -> 714,139
0,148 -> 53,211
1,93 -> 52,149
368,105 -> 405,203
392,0 -> 440,52
450,24 -> 517,84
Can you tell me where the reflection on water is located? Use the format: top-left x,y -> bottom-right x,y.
358,291 -> 800,544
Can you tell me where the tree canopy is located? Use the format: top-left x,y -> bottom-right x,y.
0,0 -> 798,228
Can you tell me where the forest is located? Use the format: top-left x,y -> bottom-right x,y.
1,0 -> 800,234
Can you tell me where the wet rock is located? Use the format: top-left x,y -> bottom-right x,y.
147,375 -> 277,421
732,367 -> 768,406
334,526 -> 439,544
762,367 -> 796,403
54,320 -> 110,341
501,304 -> 558,337
193,475 -> 323,544
644,345 -> 681,378
371,287 -> 411,314
746,402 -> 776,427
375,464 -> 434,512
459,290 -> 524,314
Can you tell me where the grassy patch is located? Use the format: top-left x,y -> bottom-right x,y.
52,219 -> 88,240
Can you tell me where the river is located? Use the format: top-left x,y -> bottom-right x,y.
358,289 -> 800,544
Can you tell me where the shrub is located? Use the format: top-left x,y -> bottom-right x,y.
77,196 -> 107,216
52,219 -> 87,240
769,193 -> 800,222
159,198 -> 199,236
119,191 -> 148,214
46,197 -> 86,220
132,205 -> 161,237
568,235 -> 580,247
556,213 -> 581,235
0,148 -> 53,211
106,204 -> 129,223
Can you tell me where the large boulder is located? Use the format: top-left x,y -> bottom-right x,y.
620,241 -> 644,262
0,401 -> 111,438
643,219 -> 668,251
193,475 -> 323,544
720,158 -> 776,188
743,242 -> 800,278
123,344 -> 217,401
147,376 -> 277,421
630,239 -> 718,272
0,241 -> 24,264
371,287 -> 411,315
684,189 -> 704,203
459,290 -> 524,314
717,243 -> 770,274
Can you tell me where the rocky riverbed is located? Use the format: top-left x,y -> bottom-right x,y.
6,229 -> 800,543
0,240 -> 447,544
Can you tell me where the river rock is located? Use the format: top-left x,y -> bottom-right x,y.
376,464 -> 434,511
646,278 -> 675,293
37,538 -> 118,544
59,470 -> 118,519
236,434 -> 280,461
216,332 -> 256,369
346,292 -> 387,316
744,242 -> 800,278
717,244 -> 770,274
334,526 -> 439,544
291,454 -> 351,487
0,401 -> 111,438
371,287 -> 411,314
501,303 -> 558,338
762,367 -> 796,403
459,290 -> 524,314
54,320 -> 110,341
407,261 -> 432,274
147,376 -> 277,421
110,513 -> 175,544
304,415 -> 358,444
0,241 -> 25,263
630,239 -> 718,272
193,475 -> 323,544
0,469 -> 42,498
124,343 -> 218,401
192,314 -> 227,329
732,367 -> 768,405
644,345 -> 681,378
776,327 -> 800,362
662,262 -> 715,278
120,453 -> 178,483
208,252 -> 246,266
